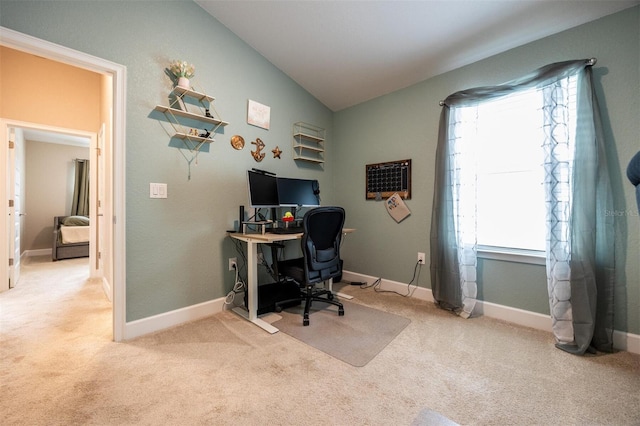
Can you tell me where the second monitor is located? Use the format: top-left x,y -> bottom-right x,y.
276,177 -> 320,207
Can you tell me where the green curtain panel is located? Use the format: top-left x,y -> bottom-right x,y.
430,59 -> 616,354
71,159 -> 90,217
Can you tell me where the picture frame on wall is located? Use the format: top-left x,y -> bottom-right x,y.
247,99 -> 271,130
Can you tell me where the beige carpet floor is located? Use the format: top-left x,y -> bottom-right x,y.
1,255 -> 639,425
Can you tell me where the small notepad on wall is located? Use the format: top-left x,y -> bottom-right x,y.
385,193 -> 411,223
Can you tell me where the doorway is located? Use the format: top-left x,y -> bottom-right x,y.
0,26 -> 126,341
9,124 -> 93,281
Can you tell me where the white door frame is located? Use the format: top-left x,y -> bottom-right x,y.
0,26 -> 127,342
8,127 -> 20,288
2,123 -> 94,287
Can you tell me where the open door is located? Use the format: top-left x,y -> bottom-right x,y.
7,127 -> 23,288
91,123 -> 110,299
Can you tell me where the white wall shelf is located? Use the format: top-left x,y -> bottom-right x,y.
153,82 -> 228,179
293,121 -> 325,164
154,105 -> 228,127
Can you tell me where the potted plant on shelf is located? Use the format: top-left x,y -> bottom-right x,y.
169,60 -> 195,89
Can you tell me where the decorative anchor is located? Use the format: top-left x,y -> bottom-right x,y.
251,138 -> 266,162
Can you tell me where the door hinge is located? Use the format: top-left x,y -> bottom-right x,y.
9,258 -> 14,266
96,147 -> 102,156
8,199 -> 14,207
9,140 -> 15,149
98,251 -> 102,260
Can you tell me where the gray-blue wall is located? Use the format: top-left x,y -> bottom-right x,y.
333,7 -> 640,334
2,2 -> 638,334
1,0 -> 334,321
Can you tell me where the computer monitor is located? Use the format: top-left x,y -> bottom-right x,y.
247,170 -> 279,208
277,177 -> 320,207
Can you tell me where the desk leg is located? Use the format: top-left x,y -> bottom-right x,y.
231,239 -> 279,334
246,241 -> 258,321
326,277 -> 354,300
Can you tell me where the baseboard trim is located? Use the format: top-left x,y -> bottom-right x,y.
341,269 -> 640,355
24,248 -> 52,257
123,297 -> 226,340
121,270 -> 640,355
101,277 -> 112,303
613,329 -> 640,354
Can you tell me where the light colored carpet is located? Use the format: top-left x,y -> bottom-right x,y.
411,408 -> 460,426
271,299 -> 411,366
2,256 -> 640,425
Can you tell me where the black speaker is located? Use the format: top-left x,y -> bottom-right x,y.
238,205 -> 244,232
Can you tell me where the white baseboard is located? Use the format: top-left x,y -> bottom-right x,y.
24,248 -> 52,257
341,269 -> 640,355
123,297 -> 226,340
613,329 -> 640,354
476,300 -> 552,332
101,277 -> 112,302
121,270 -> 640,355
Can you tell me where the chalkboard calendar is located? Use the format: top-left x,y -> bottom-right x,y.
365,159 -> 411,200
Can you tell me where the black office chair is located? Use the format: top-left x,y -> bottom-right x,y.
275,206 -> 346,326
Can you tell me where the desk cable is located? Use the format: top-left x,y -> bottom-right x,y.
225,264 -> 246,305
356,260 -> 422,297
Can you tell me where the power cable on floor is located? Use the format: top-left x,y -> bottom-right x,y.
356,260 -> 422,297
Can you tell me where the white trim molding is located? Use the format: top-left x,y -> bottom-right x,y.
124,298 -> 226,340
478,245 -> 546,266
1,26 -> 127,342
24,249 -> 52,257
118,269 -> 639,355
341,269 -> 640,355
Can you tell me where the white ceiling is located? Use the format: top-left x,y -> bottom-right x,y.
196,0 -> 638,111
22,128 -> 89,148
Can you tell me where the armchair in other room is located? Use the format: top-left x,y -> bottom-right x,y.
627,150 -> 640,214
275,206 -> 346,326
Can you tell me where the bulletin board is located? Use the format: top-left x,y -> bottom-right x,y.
365,159 -> 411,200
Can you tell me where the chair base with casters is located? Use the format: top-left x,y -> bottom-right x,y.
275,270 -> 344,326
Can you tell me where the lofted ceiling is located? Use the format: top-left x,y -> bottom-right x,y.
196,0 -> 639,111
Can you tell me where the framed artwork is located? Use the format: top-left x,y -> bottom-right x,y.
247,99 -> 270,130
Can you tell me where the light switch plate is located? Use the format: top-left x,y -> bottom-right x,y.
150,183 -> 167,199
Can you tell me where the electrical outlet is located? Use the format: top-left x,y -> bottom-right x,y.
228,257 -> 237,271
417,252 -> 426,264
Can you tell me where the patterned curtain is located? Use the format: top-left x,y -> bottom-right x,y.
71,159 -> 90,216
430,60 -> 615,354
542,67 -> 615,354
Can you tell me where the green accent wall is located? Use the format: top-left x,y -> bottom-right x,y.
333,7 -> 640,334
2,2 -> 638,334
0,0 -> 334,321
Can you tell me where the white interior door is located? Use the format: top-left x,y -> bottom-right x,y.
8,127 -> 22,288
95,124 -> 105,278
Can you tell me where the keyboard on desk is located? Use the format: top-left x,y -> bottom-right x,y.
268,226 -> 304,234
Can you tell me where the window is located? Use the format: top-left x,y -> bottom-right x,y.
455,85 -> 568,256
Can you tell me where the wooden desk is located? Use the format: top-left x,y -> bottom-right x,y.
228,229 -> 354,333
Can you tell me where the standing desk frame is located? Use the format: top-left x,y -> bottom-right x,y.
228,229 -> 354,334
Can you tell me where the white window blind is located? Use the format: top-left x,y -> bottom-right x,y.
457,88 -> 547,252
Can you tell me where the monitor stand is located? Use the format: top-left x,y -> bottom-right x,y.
242,220 -> 272,235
